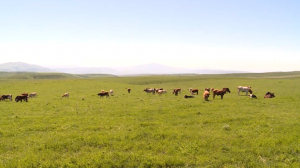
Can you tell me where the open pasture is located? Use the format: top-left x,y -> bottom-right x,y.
0,75 -> 299,167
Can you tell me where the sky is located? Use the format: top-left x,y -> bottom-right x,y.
0,0 -> 299,72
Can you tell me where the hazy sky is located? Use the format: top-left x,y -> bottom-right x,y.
0,0 -> 299,72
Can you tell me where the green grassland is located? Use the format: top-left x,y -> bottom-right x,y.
0,73 -> 299,167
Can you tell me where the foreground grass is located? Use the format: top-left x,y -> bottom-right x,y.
0,76 -> 299,167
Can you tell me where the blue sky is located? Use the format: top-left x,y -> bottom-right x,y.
0,0 -> 299,72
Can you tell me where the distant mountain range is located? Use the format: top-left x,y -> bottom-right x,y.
0,62 -> 248,75
0,62 -> 54,72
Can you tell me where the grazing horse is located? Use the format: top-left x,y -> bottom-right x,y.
1,95 -> 12,101
109,90 -> 114,96
15,95 -> 28,102
238,86 -> 252,95
98,92 -> 109,98
28,92 -> 37,98
173,88 -> 181,94
127,88 -> 131,93
190,88 -> 198,95
173,89 -> 180,96
205,88 -> 211,92
249,94 -> 257,99
144,88 -> 155,94
222,88 -> 231,93
264,92 -> 275,98
212,89 -> 226,99
62,93 -> 69,98
184,95 -> 194,98
0,97 -> 3,101
203,90 -> 210,101
22,93 -> 28,97
155,88 -> 163,92
157,90 -> 167,95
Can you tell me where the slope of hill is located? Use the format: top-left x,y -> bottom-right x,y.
1,71 -> 300,80
0,62 -> 251,75
114,63 -> 192,75
0,62 -> 55,72
0,72 -> 116,79
48,63 -> 248,75
1,62 -> 298,77
0,72 -> 77,79
192,69 -> 248,74
54,67 -> 119,75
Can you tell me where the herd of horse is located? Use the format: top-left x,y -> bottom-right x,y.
143,86 -> 275,101
0,92 -> 37,102
0,86 -> 275,102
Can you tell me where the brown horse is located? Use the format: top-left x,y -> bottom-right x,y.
212,89 -> 226,99
173,88 -> 181,94
203,90 -> 210,101
22,93 -> 29,97
62,93 -> 69,98
189,88 -> 198,95
173,89 -> 180,96
205,88 -> 211,92
222,88 -> 231,93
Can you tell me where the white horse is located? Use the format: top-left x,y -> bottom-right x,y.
238,86 -> 252,95
28,92 -> 37,98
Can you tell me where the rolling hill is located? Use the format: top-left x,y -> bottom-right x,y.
0,62 -> 55,72
1,62 -> 296,77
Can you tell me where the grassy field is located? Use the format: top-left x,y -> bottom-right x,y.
0,73 -> 299,167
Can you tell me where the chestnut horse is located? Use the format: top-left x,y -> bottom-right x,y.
212,88 -> 229,99
203,90 -> 210,101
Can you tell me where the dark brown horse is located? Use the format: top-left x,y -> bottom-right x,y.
212,89 -> 226,99
173,89 -> 180,96
184,95 -> 194,98
264,92 -> 275,98
222,88 -> 231,93
1,95 -> 12,101
15,95 -> 28,102
98,92 -> 109,98
173,88 -> 181,94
